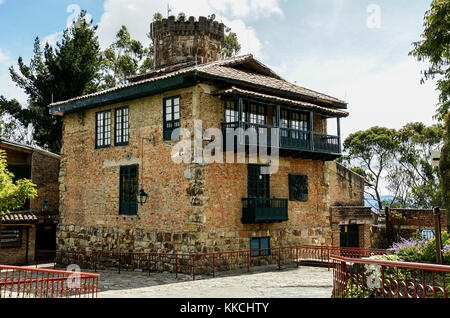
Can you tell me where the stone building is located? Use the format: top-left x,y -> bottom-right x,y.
49,15 -> 372,255
0,138 -> 60,265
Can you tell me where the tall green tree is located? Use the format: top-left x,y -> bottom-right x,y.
100,25 -> 154,89
342,127 -> 399,210
410,0 -> 450,122
441,113 -> 450,230
0,11 -> 101,153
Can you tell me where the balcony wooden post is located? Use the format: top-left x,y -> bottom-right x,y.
337,117 -> 341,153
238,97 -> 243,128
309,112 -> 314,151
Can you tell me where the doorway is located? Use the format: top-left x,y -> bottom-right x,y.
340,224 -> 359,248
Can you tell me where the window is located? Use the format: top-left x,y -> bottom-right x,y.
1,228 -> 22,249
248,164 -> 270,199
225,100 -> 238,123
96,110 -> 111,148
250,237 -> 270,257
246,103 -> 266,125
280,110 -> 309,139
119,165 -> 139,215
163,96 -> 181,141
289,174 -> 308,202
115,107 -> 129,146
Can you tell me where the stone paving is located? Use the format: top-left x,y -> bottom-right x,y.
93,265 -> 332,298
36,263 -> 333,298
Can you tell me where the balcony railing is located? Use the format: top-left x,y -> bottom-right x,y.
242,198 -> 289,224
221,122 -> 341,155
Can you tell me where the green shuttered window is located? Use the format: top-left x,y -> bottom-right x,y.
1,228 -> 22,249
119,165 -> 139,215
289,174 -> 308,202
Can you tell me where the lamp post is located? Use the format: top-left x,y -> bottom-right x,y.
433,207 -> 443,265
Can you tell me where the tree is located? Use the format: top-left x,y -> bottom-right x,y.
223,32 -> 241,58
410,0 -> 450,122
394,122 -> 444,208
440,113 -> 450,231
0,149 -> 37,246
342,127 -> 399,210
0,11 -> 102,153
99,25 -> 154,89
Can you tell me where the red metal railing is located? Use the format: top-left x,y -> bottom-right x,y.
0,265 -> 99,298
331,255 -> 450,298
54,246 -> 386,280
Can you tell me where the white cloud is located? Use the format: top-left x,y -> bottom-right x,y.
96,0 -> 281,57
41,31 -> 62,48
275,56 -> 440,141
0,49 -> 27,105
0,48 -> 9,62
0,0 -> 4,5
209,0 -> 284,20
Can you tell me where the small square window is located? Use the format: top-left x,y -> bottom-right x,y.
250,237 -> 270,257
1,228 -> 22,249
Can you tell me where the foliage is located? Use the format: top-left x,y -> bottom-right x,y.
0,150 -> 37,214
99,25 -> 154,89
342,126 -> 399,210
0,11 -> 101,153
441,113 -> 450,231
390,210 -> 406,221
390,233 -> 450,265
222,32 -> 241,58
342,123 -> 445,210
410,0 -> 450,121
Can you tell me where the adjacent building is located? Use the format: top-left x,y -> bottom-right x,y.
49,15 -> 372,256
0,138 -> 60,265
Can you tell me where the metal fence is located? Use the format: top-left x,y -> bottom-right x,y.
331,254 -> 450,298
54,246 -> 387,280
0,265 -> 99,298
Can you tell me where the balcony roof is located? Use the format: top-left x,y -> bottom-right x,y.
213,87 -> 349,118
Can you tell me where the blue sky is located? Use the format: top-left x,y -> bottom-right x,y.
0,0 -> 440,143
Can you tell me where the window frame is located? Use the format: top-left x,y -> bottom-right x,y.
114,107 -> 130,146
119,165 -> 139,216
95,110 -> 112,149
250,237 -> 271,257
163,95 -> 181,141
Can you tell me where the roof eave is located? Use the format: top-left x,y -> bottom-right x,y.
49,74 -> 194,116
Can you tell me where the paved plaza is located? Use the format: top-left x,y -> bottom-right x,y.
67,264 -> 333,298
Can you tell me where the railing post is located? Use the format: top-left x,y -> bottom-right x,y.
212,253 -> 216,278
192,255 -> 196,281
277,248 -> 281,270
309,112 -> 314,151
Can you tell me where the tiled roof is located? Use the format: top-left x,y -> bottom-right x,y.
2,212 -> 38,224
49,54 -> 346,109
0,138 -> 61,159
214,87 -> 349,117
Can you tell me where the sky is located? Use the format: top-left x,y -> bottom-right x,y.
0,0 -> 440,142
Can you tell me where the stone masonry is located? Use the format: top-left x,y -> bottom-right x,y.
57,84 -> 366,255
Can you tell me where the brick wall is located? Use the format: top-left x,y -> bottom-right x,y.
30,151 -> 60,214
0,225 -> 36,265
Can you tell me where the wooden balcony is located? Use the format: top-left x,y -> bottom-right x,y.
242,198 -> 289,224
222,122 -> 341,159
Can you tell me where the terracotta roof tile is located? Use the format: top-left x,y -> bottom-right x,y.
49,54 -> 346,110
214,87 -> 349,117
2,212 -> 38,224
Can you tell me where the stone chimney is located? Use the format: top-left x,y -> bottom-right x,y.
150,15 -> 225,68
